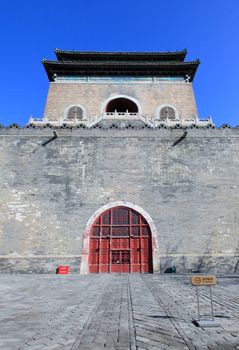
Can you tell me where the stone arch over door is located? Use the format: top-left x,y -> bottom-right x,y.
80,201 -> 160,274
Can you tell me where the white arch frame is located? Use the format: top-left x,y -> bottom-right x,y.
156,104 -> 179,120
63,103 -> 87,120
80,201 -> 160,274
101,94 -> 142,114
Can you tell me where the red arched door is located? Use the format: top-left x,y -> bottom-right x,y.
89,206 -> 153,273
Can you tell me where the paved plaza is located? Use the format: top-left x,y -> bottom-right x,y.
0,274 -> 239,350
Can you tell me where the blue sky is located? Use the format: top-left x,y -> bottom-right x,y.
0,0 -> 238,126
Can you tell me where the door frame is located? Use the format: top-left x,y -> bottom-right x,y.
80,201 -> 160,274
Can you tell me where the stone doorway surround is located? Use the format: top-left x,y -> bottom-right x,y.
80,201 -> 160,274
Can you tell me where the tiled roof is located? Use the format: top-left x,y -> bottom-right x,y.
55,49 -> 187,62
42,50 -> 200,82
43,59 -> 199,66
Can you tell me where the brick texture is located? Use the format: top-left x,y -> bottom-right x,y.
44,82 -> 198,120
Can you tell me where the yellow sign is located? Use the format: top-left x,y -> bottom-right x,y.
191,275 -> 217,286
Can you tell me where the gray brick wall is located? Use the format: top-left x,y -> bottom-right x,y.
0,127 -> 238,274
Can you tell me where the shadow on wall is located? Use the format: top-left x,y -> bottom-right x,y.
234,259 -> 239,273
161,243 -> 180,273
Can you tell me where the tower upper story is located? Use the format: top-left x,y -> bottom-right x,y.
29,49 -> 212,127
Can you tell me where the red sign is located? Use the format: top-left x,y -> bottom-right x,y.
57,266 -> 69,274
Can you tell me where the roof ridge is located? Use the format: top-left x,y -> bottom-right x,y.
54,48 -> 187,55
42,59 -> 200,66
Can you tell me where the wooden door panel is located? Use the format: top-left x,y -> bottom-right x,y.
111,239 -> 121,249
100,265 -> 110,273
89,207 -> 153,274
89,237 -> 100,273
111,250 -> 120,273
99,239 -> 109,273
120,239 -> 130,249
121,250 -> 130,273
121,265 -> 130,273
89,239 -> 99,265
89,265 -> 99,273
141,265 -> 150,273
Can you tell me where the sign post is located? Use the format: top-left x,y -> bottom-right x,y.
191,275 -> 220,328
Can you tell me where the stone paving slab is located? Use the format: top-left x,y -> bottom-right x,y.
0,274 -> 239,349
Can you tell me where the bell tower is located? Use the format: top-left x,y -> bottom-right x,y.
29,49 -> 213,128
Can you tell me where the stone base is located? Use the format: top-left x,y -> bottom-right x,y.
0,257 -> 81,274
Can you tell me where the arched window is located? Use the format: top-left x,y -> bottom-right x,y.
67,106 -> 84,120
106,98 -> 138,113
160,106 -> 176,120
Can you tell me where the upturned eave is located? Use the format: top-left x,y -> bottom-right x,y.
54,49 -> 188,62
42,59 -> 200,82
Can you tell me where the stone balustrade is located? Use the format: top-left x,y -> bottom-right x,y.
28,114 -> 213,128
